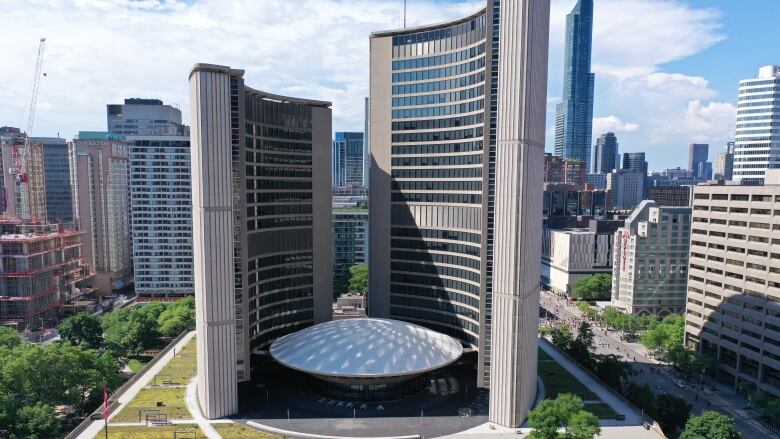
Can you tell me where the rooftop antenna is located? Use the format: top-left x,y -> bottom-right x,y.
403,0 -> 407,28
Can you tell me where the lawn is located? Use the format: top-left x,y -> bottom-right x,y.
583,402 -> 619,419
99,424 -> 203,438
538,348 -> 599,401
213,423 -> 282,438
127,356 -> 151,373
111,386 -> 190,422
111,337 -> 197,423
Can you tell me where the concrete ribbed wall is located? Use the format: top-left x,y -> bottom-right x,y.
189,66 -> 239,419
488,0 -> 550,428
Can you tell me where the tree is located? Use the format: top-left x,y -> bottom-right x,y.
158,297 -> 195,337
11,403 -> 60,439
346,264 -> 368,294
572,274 -> 611,301
551,324 -> 574,351
566,410 -> 601,439
593,354 -> 627,392
102,306 -> 160,356
0,326 -> 21,349
59,313 -> 103,349
567,322 -> 595,367
655,393 -> 690,434
679,411 -> 742,439
624,383 -> 655,417
528,394 -> 599,439
641,314 -> 684,360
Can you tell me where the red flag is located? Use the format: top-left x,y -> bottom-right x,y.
103,385 -> 109,421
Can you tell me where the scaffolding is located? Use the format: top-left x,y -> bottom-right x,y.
0,218 -> 94,329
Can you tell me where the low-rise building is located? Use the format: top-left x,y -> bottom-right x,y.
541,219 -> 621,296
0,219 -> 94,330
684,170 -> 780,396
611,201 -> 692,315
332,294 -> 367,320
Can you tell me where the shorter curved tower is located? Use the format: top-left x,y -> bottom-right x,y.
189,64 -> 333,418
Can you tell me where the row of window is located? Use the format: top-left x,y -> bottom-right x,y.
392,238 -> 480,257
391,86 -> 484,108
248,152 -> 312,166
391,250 -> 480,270
392,114 -> 483,131
392,71 -> 485,96
390,295 -> 479,321
392,154 -> 482,167
392,193 -> 481,204
391,285 -> 478,309
248,179 -> 312,190
392,227 -> 480,243
391,261 -> 479,283
250,252 -> 312,271
392,167 -> 481,179
390,306 -> 479,335
392,180 -> 481,192
391,140 -> 483,155
392,44 -> 485,71
391,127 -> 483,143
391,58 -> 486,84
249,137 -> 311,153
391,99 -> 484,119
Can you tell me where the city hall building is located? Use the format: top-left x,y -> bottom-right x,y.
190,0 -> 551,428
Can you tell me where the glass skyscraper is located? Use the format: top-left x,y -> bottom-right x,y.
733,65 -> 780,184
592,132 -> 618,174
554,0 -> 594,169
332,131 -> 364,187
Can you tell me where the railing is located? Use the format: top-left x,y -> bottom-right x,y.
64,328 -> 193,439
539,337 -> 668,438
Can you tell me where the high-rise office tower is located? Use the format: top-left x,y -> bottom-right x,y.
685,171 -> 780,396
612,201 -> 692,315
697,161 -> 713,181
107,99 -> 193,300
34,136 -> 74,223
369,0 -> 550,426
69,132 -> 132,296
606,170 -> 645,210
189,64 -> 333,419
592,132 -> 618,174
688,143 -> 709,176
621,151 -> 648,175
554,0 -> 594,169
714,142 -> 735,180
0,127 -> 47,221
332,132 -> 364,187
363,97 -> 370,188
733,66 -> 780,184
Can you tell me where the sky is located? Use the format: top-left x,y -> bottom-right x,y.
1,0 -> 779,170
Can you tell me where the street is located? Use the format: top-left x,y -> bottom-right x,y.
539,289 -> 777,439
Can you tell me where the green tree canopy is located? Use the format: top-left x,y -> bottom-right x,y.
11,402 -> 60,439
0,326 -> 21,349
654,393 -> 690,435
624,383 -> 655,417
157,296 -> 195,337
102,306 -> 160,357
59,312 -> 104,349
640,314 -> 684,360
679,411 -> 742,439
528,394 -> 600,439
572,274 -> 612,301
347,263 -> 368,295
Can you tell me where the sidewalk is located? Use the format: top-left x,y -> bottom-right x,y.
77,331 -> 196,439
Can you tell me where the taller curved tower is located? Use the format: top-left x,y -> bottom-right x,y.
369,0 -> 550,426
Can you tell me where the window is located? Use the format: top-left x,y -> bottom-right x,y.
712,194 -> 728,200
731,194 -> 749,201
731,207 -> 748,214
752,194 -> 771,202
751,222 -> 770,229
749,236 -> 769,243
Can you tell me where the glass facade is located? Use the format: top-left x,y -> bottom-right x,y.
554,0 -> 594,168
244,96 -> 317,354
387,12 -> 488,350
332,132 -> 364,187
733,67 -> 780,184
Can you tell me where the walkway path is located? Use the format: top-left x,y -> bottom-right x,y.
77,331 -> 196,439
185,378 -> 221,439
538,339 -> 642,425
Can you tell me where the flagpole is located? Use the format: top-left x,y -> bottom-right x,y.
103,382 -> 109,439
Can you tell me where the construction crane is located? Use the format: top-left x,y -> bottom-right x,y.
12,37 -> 46,184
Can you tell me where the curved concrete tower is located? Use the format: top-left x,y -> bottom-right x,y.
489,0 -> 550,427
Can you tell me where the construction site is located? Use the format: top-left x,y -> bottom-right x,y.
0,218 -> 95,330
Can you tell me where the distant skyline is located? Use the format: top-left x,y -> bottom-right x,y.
1,0 -> 779,170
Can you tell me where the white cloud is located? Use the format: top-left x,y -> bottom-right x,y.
0,0 -> 482,137
593,116 -> 639,134
547,0 -> 729,168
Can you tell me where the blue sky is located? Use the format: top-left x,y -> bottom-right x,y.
0,0 -> 778,170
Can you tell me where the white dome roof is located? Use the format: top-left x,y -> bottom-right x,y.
269,318 -> 463,378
